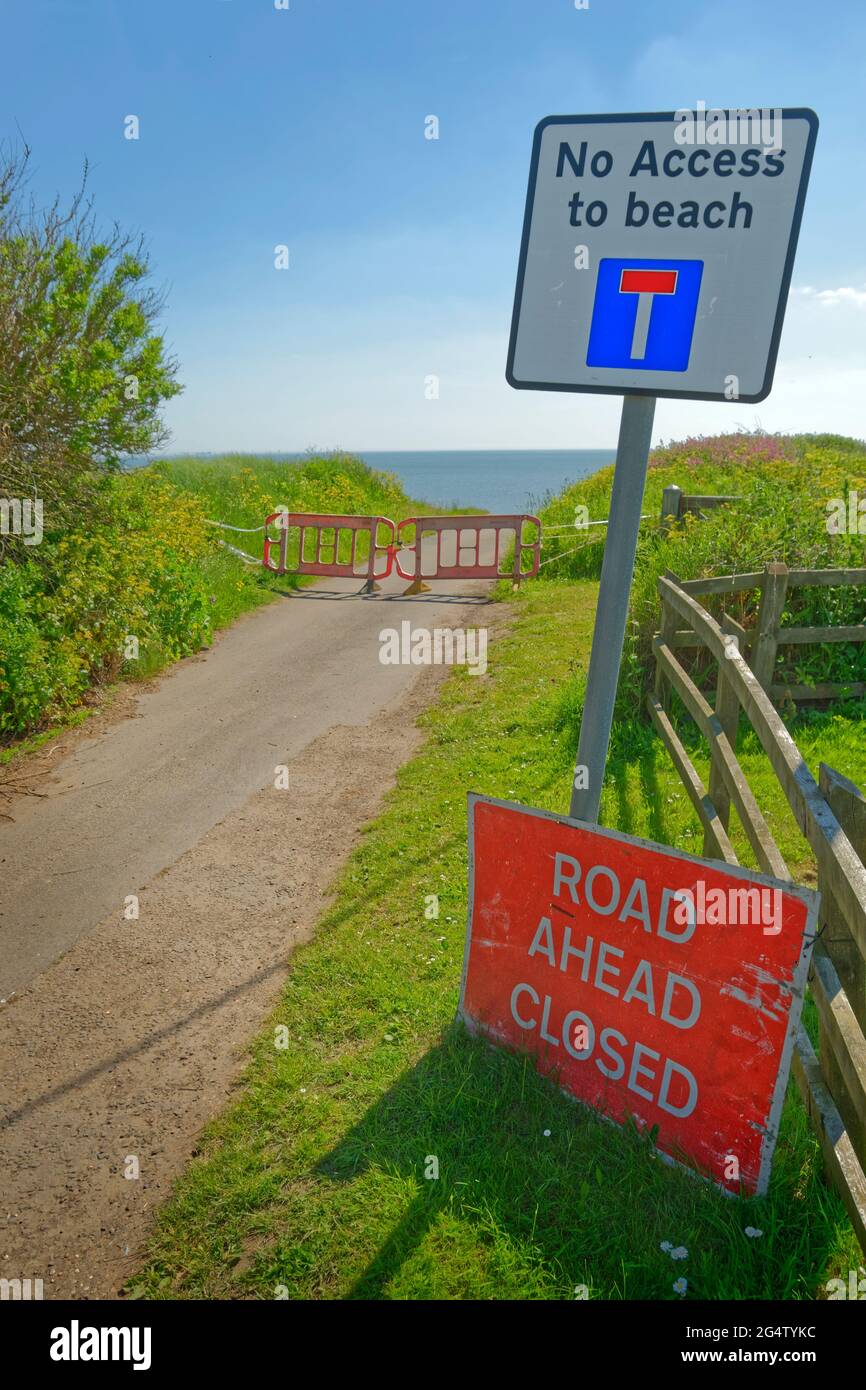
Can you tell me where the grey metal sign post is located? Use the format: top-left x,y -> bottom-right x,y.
569,393 -> 654,822
506,108 -> 817,825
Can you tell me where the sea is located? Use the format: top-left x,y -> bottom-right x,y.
358,450 -> 615,513
125,449 -> 616,514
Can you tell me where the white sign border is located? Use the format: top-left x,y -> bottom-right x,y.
458,792 -> 820,1198
505,109 -> 819,404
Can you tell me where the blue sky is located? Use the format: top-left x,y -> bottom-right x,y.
3,0 -> 865,450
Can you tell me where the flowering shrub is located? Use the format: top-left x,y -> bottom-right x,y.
649,431 -> 800,471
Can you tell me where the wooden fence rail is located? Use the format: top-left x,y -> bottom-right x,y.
658,563 -> 866,704
660,483 -> 742,530
650,571 -> 866,1249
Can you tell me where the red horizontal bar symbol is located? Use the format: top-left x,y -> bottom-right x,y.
619,268 -> 678,295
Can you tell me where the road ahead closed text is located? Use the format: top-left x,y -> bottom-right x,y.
459,797 -> 818,1194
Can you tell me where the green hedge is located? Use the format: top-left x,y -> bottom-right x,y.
0,471 -> 215,736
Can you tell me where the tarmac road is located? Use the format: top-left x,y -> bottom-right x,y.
0,551 -> 492,996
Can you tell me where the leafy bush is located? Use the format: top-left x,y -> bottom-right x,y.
0,471 -> 214,736
0,143 -> 181,551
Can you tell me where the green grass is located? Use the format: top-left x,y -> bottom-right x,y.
130,578 -> 861,1301
154,450 -> 424,570
0,703 -> 96,769
150,450 -> 423,622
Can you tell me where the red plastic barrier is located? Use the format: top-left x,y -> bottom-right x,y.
261,511 -> 542,594
262,512 -> 395,590
394,514 -> 541,584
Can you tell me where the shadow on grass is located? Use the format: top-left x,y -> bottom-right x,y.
607,741 -> 675,846
312,1022 -> 842,1301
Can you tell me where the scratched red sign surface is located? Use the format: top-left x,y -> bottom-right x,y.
459,796 -> 819,1195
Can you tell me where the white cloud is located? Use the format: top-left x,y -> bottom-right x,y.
654,364 -> 866,443
792,285 -> 866,309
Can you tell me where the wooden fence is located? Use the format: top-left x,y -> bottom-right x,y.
657,562 -> 866,704
649,570 -> 866,1249
660,482 -> 741,529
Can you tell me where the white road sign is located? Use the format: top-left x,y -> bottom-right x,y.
506,109 -> 818,402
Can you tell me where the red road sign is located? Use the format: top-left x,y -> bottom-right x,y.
459,796 -> 818,1195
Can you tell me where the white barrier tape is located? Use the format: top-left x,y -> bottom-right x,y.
537,540 -> 599,568
218,539 -> 261,565
541,514 -> 652,534
205,519 -> 267,533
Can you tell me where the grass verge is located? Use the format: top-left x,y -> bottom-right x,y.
130,577 -> 860,1301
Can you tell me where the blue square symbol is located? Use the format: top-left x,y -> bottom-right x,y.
586,258 -> 703,372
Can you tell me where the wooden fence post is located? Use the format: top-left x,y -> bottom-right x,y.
817,763 -> 866,1165
750,562 -> 789,694
660,484 -> 682,532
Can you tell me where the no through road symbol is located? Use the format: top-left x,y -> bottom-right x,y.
587,257 -> 703,371
617,266 -> 678,358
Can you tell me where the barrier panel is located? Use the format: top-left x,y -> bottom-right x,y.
394,514 -> 541,593
261,511 -> 542,595
262,511 -> 395,592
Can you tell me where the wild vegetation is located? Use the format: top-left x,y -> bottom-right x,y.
538,432 -> 866,743
129,434 -> 866,1300
0,145 -> 417,742
0,453 -> 415,741
0,145 -> 181,549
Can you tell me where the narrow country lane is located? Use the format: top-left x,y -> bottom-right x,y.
0,555 -> 500,1297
